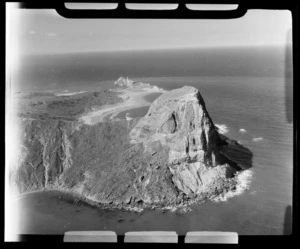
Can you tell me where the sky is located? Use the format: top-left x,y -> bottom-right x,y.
8,6 -> 292,55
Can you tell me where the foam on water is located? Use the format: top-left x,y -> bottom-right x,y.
215,124 -> 229,134
252,137 -> 263,142
212,169 -> 253,203
55,91 -> 87,96
124,206 -> 144,213
151,85 -> 166,93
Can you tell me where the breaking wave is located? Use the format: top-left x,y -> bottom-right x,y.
215,124 -> 229,134
212,169 -> 253,203
55,91 -> 86,96
151,85 -> 166,93
239,128 -> 247,133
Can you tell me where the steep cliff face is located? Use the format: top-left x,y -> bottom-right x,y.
13,119 -> 80,193
130,86 -> 237,196
12,85 -> 251,209
13,118 -> 180,208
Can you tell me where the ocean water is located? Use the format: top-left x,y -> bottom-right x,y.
12,46 -> 293,235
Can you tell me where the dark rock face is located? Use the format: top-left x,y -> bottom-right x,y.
12,86 -> 252,209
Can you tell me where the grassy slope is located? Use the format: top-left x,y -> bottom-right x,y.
16,117 -> 180,207
17,90 -> 122,121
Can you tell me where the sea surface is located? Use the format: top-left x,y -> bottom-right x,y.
12,46 -> 293,235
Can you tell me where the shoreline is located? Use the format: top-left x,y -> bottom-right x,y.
12,168 -> 252,213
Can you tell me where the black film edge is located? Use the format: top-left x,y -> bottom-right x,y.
55,2 -> 248,19
20,1 -> 248,19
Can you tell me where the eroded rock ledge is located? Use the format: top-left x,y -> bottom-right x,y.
130,86 -> 240,197
12,85 -> 252,211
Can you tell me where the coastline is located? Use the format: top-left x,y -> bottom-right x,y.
13,168 -> 251,214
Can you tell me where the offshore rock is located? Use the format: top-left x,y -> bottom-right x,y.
114,77 -> 136,87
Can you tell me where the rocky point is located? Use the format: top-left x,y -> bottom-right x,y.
130,86 -> 238,197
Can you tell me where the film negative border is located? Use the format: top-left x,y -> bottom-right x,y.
18,1 -> 296,19
5,1 -> 299,246
19,231 -> 239,243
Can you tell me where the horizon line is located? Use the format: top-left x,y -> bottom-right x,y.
21,43 -> 291,56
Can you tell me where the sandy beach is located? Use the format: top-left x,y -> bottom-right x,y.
79,85 -> 165,125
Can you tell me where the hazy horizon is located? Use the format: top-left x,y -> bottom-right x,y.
19,43 -> 291,57
8,7 -> 292,56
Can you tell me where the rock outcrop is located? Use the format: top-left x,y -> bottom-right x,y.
114,77 -> 136,87
130,86 -> 238,196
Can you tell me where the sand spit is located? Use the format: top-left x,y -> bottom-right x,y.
79,85 -> 165,125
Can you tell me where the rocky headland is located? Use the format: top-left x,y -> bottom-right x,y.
10,79 -> 252,211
